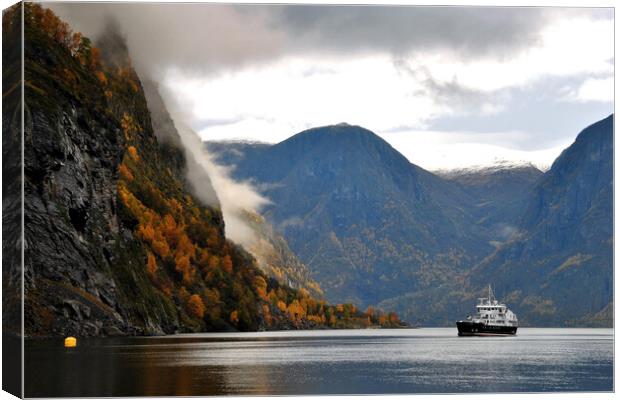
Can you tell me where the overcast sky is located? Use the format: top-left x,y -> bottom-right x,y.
52,2 -> 614,171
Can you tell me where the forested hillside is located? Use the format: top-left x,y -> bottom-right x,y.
211,118 -> 613,327
10,4 -> 403,336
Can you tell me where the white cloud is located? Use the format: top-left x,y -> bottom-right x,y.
378,130 -> 572,171
575,77 -> 614,102
160,11 -> 613,170
398,16 -> 613,93
164,55 -> 446,142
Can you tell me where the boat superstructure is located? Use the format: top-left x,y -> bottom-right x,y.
456,285 -> 518,336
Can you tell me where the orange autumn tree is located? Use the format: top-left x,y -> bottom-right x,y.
175,254 -> 193,284
187,295 -> 206,319
230,310 -> 239,326
146,252 -> 157,275
119,163 -> 134,182
254,276 -> 268,301
222,255 -> 233,275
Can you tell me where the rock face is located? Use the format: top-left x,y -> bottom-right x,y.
21,8 -> 179,336
3,5 -> 24,339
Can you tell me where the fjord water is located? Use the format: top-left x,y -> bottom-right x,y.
25,328 -> 612,396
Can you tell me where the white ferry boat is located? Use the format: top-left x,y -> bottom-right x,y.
456,285 -> 518,336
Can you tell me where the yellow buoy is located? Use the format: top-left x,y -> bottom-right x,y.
64,336 -> 77,348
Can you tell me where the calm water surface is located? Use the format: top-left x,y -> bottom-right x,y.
25,328 -> 613,396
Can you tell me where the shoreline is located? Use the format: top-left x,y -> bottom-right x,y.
20,325 -> 614,341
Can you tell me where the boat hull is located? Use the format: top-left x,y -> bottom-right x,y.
456,320 -> 517,336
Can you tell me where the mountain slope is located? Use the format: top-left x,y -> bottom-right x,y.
241,210 -> 324,299
18,4 -> 396,336
439,163 -> 544,241
469,115 -> 613,326
210,117 -> 613,327
143,82 -> 324,299
209,124 -> 493,308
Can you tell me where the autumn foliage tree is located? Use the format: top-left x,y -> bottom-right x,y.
222,255 -> 233,275
146,251 -> 157,275
26,3 -> 102,70
186,294 -> 206,319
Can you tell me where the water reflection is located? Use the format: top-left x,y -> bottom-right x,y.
25,328 -> 613,397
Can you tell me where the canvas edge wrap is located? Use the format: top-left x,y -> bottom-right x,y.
2,1 -> 24,398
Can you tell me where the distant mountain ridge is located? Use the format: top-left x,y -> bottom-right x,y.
208,116 -> 613,326
436,160 -> 543,177
439,162 -> 544,238
209,124 -> 493,307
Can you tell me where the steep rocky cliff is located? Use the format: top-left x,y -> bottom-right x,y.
14,4 -> 401,336
22,4 -> 181,336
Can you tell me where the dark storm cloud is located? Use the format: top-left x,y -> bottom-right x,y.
49,2 -> 290,79
270,5 -> 550,58
48,3 -> 606,79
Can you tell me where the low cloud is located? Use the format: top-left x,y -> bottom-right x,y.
278,217 -> 305,231
495,224 -> 520,241
156,88 -> 270,247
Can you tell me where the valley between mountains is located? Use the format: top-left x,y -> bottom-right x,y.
4,4 -> 612,338
208,115 -> 613,327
